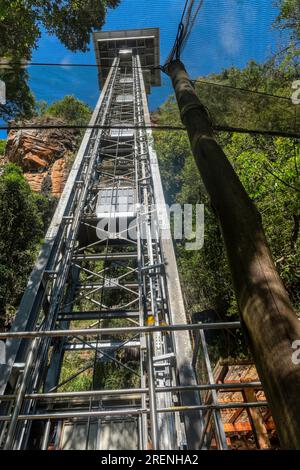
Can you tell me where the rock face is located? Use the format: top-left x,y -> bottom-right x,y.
5,117 -> 79,196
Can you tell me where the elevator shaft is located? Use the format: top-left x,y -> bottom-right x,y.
0,50 -> 202,451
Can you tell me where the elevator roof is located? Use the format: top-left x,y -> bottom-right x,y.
93,28 -> 161,91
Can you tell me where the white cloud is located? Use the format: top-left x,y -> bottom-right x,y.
219,1 -> 242,55
60,55 -> 72,66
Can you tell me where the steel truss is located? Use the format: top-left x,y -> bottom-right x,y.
0,51 -> 186,451
0,46 -> 271,451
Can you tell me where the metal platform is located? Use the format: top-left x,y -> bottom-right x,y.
93,28 -> 161,91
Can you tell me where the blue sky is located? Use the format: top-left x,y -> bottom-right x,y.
1,0 -> 283,139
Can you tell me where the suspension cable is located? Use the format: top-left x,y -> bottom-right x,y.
164,0 -> 204,68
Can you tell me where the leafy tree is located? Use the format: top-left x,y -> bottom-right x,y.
0,163 -> 50,329
275,0 -> 300,44
0,0 -> 120,119
0,65 -> 35,120
44,95 -> 92,125
273,0 -> 300,69
207,60 -> 295,95
42,0 -> 120,52
185,60 -> 298,140
0,1 -> 39,61
0,0 -> 120,60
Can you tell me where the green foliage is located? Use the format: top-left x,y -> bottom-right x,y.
153,97 -> 193,202
273,0 -> 300,69
94,361 -> 140,390
0,163 -> 51,329
41,0 -> 120,53
0,1 -> 120,60
275,0 -> 300,44
209,60 -> 295,94
0,1 -> 40,61
154,61 -> 300,361
0,0 -> 120,120
0,139 -> 6,155
228,133 -> 300,307
44,95 -> 92,125
59,352 -> 93,392
190,62 -> 299,137
59,346 -> 139,392
0,66 -> 36,120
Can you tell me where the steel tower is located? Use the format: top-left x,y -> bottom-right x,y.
0,29 -> 202,450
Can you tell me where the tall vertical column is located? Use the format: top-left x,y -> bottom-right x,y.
136,56 -> 204,449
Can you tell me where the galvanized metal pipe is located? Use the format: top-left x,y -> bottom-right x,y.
3,338 -> 39,449
0,321 -> 241,340
41,419 -> 51,450
146,334 -> 159,450
0,401 -> 268,423
199,328 -> 228,450
0,381 -> 262,402
199,409 -> 213,450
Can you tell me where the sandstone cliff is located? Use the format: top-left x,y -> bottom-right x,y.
4,117 -> 79,196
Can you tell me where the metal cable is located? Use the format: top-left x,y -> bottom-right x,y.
1,123 -> 299,139
164,0 -> 204,66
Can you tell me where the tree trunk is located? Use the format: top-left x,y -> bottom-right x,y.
167,59 -> 300,449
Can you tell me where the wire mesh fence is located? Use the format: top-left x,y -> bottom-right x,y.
1,0 -> 297,135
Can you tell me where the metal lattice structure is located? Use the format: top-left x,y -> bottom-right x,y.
0,28 -> 274,451
0,29 -> 201,450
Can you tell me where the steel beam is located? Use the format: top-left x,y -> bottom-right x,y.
0,382 -> 263,402
63,340 -> 140,351
0,401 -> 269,423
58,310 -> 140,321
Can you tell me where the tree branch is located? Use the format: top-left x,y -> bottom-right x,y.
263,164 -> 300,193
